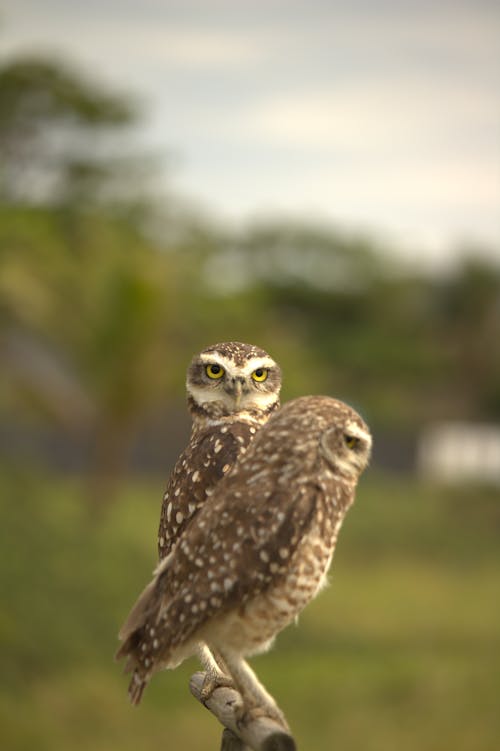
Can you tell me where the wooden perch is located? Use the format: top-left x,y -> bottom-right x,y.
189,672 -> 297,751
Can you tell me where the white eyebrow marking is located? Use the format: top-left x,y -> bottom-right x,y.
345,420 -> 372,446
198,353 -> 276,376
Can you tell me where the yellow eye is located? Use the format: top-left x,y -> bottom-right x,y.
251,368 -> 268,382
206,363 -> 225,379
344,435 -> 360,450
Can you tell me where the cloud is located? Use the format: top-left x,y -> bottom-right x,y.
234,73 -> 498,152
80,27 -> 270,69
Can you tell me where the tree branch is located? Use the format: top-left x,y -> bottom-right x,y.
189,672 -> 297,751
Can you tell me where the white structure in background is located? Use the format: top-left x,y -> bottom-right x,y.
418,422 -> 500,485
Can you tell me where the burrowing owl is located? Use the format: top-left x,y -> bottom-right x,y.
157,341 -> 282,561
117,396 -> 372,717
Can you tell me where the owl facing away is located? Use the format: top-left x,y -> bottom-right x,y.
157,341 -> 282,561
117,395 -> 372,717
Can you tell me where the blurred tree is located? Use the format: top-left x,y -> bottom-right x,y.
0,54 -> 136,204
0,204 -> 186,507
1,54 -> 499,501
0,54 -> 182,506
204,222 -> 500,426
434,256 -> 500,417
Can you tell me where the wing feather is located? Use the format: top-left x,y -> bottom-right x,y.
157,422 -> 256,559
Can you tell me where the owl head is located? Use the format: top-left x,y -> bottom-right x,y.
186,341 -> 282,423
319,401 -> 372,481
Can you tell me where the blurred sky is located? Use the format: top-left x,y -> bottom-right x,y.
2,0 -> 500,268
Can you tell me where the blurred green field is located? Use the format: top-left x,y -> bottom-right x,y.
1,466 -> 499,751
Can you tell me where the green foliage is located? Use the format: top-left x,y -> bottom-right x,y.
1,467 -> 499,750
0,55 -> 132,126
1,50 -> 499,494
2,193 -> 500,486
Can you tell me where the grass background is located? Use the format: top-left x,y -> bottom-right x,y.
1,466 -> 499,751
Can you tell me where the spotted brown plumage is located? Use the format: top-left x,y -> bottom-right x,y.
157,342 -> 282,561
158,421 -> 258,558
117,396 -> 372,714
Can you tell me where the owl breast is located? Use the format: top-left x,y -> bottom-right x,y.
202,515 -> 343,657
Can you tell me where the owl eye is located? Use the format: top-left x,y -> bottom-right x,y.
206,363 -> 225,379
344,434 -> 360,450
251,368 -> 268,382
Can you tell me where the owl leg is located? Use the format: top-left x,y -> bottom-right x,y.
198,643 -> 227,678
210,647 -> 231,676
216,648 -> 289,731
197,643 -> 234,701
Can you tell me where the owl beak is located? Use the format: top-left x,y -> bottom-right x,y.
232,379 -> 243,408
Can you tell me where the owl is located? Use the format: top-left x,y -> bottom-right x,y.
157,341 -> 282,561
156,342 -> 281,683
117,395 -> 372,720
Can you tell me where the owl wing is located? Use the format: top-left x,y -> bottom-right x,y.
157,421 -> 257,559
118,475 -> 320,666
166,478 -> 320,643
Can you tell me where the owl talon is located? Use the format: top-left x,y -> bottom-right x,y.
200,672 -> 235,703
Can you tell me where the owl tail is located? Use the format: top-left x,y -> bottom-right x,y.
115,639 -> 151,705
116,554 -> 173,704
128,670 -> 148,706
115,630 -> 151,705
